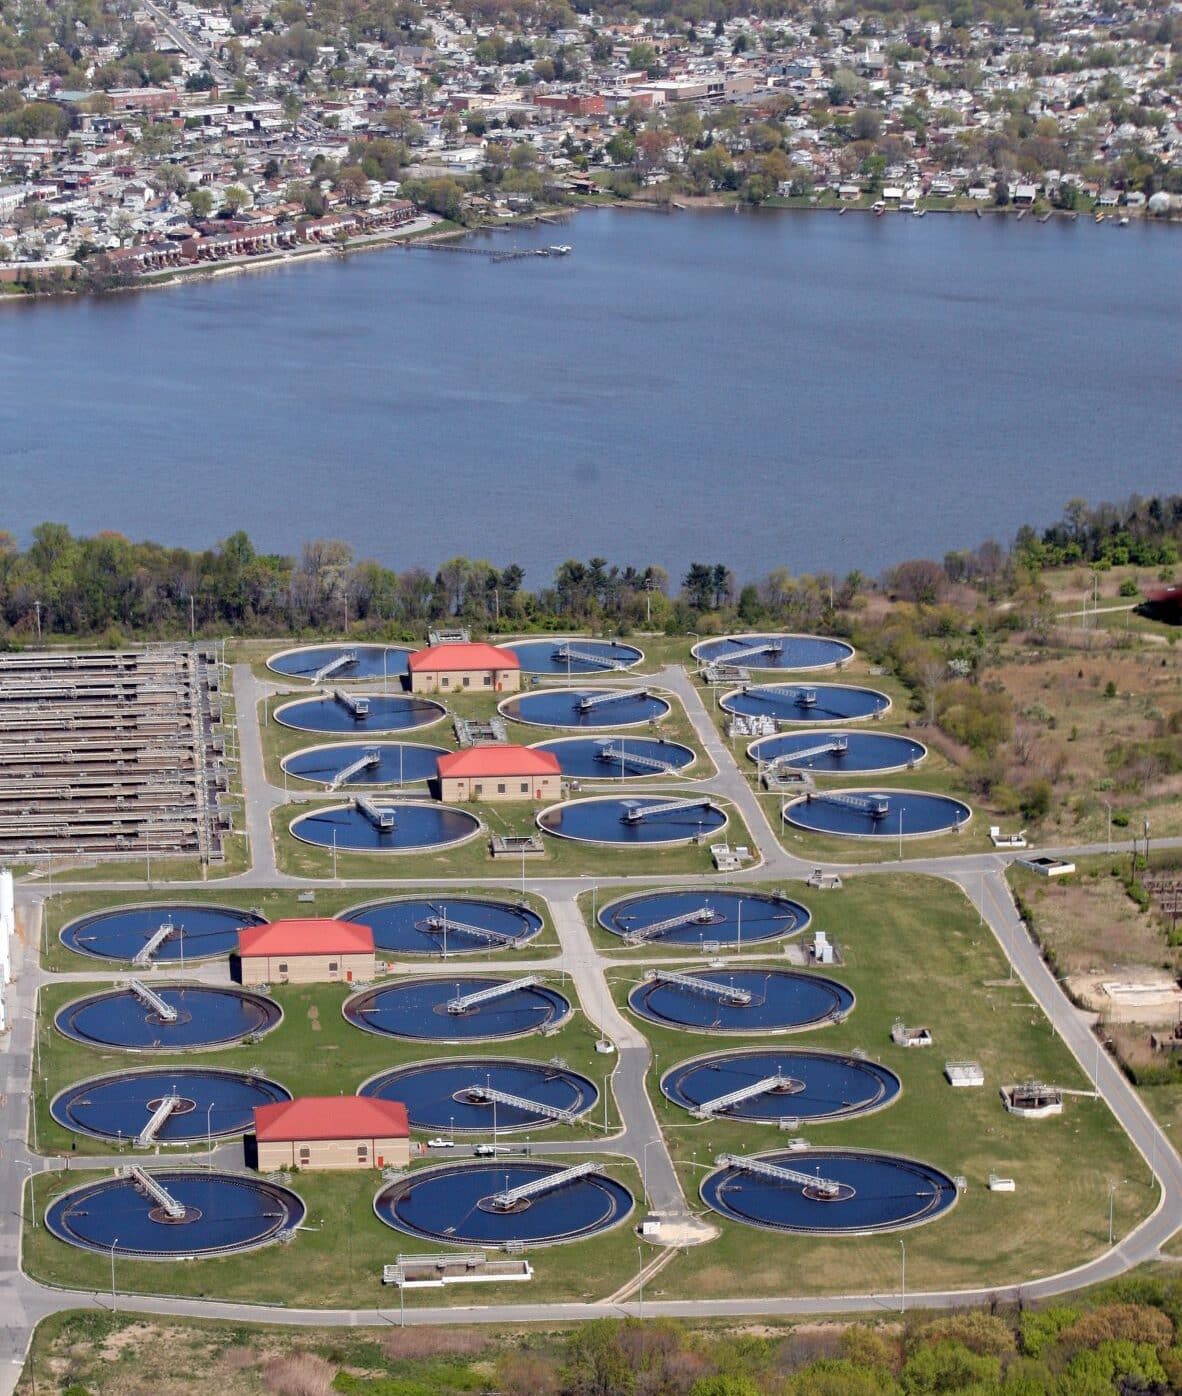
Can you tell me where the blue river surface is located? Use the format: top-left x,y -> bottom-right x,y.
1,209 -> 1178,580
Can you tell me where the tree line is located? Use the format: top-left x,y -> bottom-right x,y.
0,494 -> 1177,644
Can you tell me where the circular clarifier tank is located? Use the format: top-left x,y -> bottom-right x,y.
268,643 -> 414,682
344,977 -> 571,1042
375,1162 -> 632,1247
289,802 -> 481,853
338,897 -> 542,956
60,903 -> 264,964
693,634 -> 855,672
599,890 -> 810,948
721,683 -> 890,724
538,795 -> 726,846
46,1171 -> 305,1258
702,1149 -> 958,1235
51,1068 -> 290,1144
784,789 -> 971,839
274,693 -> 446,735
662,1048 -> 899,1124
55,985 -> 282,1052
500,688 -> 670,729
360,1058 -> 597,1132
501,638 -> 643,675
280,741 -> 448,788
629,968 -> 853,1035
531,735 -> 695,780
749,730 -> 926,775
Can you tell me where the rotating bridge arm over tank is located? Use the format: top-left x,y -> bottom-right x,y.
135,1095 -> 183,1147
622,905 -> 716,945
621,796 -> 713,825
120,1164 -> 187,1219
132,921 -> 178,967
769,738 -> 849,767
693,1074 -> 800,1118
744,684 -> 816,706
720,640 -> 783,664
553,645 -> 630,671
488,1161 -> 597,1211
426,915 -> 522,949
463,1083 -> 578,1124
717,1153 -> 844,1199
124,978 -> 178,1023
447,978 -> 537,1014
807,791 -> 890,818
596,743 -> 679,774
329,748 -> 380,790
644,968 -> 751,1005
355,796 -> 395,830
332,688 -> 370,718
312,651 -> 357,685
576,688 -> 649,713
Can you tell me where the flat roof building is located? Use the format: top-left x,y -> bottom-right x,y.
237,918 -> 375,986
407,642 -> 521,694
253,1096 -> 410,1171
437,745 -> 562,802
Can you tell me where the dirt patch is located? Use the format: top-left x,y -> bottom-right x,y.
307,1004 -> 320,1032
1069,971 -> 1182,1024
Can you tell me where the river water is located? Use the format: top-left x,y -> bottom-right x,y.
2,208 -> 1178,583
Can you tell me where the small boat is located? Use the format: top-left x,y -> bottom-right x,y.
548,244 -> 572,255
1117,216 -> 1129,227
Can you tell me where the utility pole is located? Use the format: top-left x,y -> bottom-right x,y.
33,600 -> 42,643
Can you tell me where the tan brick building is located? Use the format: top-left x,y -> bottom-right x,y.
437,745 -> 562,802
252,1096 -> 410,1171
237,918 -> 375,986
406,641 -> 521,694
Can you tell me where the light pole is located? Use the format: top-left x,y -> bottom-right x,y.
636,1244 -> 644,1317
24,1162 -> 36,1230
642,1139 -> 658,1205
899,1238 -> 906,1313
110,1237 -> 119,1312
207,1101 -> 215,1170
1107,1181 -> 1117,1246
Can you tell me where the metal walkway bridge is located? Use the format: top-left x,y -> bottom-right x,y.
807,791 -> 890,818
122,1165 -> 187,1219
136,1094 -> 183,1147
553,645 -> 631,671
693,1074 -> 801,1119
124,978 -> 178,1023
329,748 -> 380,790
621,797 -> 714,825
447,978 -> 537,1014
463,1082 -> 579,1124
488,1161 -> 597,1211
622,905 -> 716,946
132,921 -> 178,967
576,688 -> 649,713
312,651 -> 357,685
425,914 -> 522,949
355,796 -> 395,830
332,689 -> 370,718
596,743 -> 679,775
717,1153 -> 844,1199
644,968 -> 751,1005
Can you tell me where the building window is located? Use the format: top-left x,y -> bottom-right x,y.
278,963 -> 288,974
328,962 -> 338,972
520,782 -> 529,793
441,675 -> 450,687
298,1147 -> 310,1162
357,1145 -> 369,1159
482,675 -> 492,686
462,675 -> 471,687
497,783 -> 506,794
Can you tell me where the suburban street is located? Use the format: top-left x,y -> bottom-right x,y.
2,653 -> 1180,1395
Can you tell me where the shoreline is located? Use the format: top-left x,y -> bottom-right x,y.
1,195 -> 1174,307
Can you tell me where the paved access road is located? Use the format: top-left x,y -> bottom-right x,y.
2,655 -> 1180,1396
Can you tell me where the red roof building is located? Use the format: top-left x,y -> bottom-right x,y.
236,919 -> 375,986
253,1097 -> 410,1171
406,641 -> 521,694
437,745 -> 563,803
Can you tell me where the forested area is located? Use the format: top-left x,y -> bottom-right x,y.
0,495 -> 1176,645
